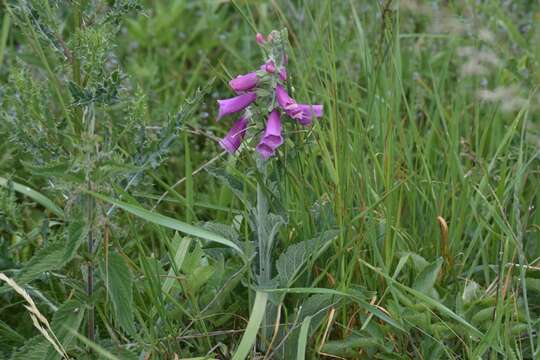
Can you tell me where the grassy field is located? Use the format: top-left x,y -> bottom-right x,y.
0,1 -> 539,359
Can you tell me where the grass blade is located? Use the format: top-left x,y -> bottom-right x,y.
296,315 -> 312,360
0,177 -> 64,218
231,291 -> 268,360
86,191 -> 243,255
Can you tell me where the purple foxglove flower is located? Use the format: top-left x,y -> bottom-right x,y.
275,84 -> 295,109
256,33 -> 265,45
265,60 -> 276,73
295,104 -> 323,126
275,85 -> 303,118
217,92 -> 256,120
219,116 -> 249,153
256,110 -> 283,159
276,85 -> 322,126
229,72 -> 259,93
279,67 -> 287,81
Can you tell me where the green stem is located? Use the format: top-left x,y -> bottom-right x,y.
255,160 -> 272,349
85,106 -> 96,345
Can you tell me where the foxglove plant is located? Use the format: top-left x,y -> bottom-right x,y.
215,29 -> 324,354
216,29 -> 323,159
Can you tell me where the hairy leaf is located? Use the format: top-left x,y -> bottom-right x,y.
99,252 -> 135,335
413,257 -> 443,297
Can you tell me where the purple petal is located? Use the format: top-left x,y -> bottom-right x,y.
279,67 -> 287,81
295,104 -> 323,126
256,33 -> 265,45
219,116 -> 249,153
217,92 -> 256,120
265,60 -> 276,73
256,143 -> 275,159
275,84 -> 295,109
229,72 -> 259,93
256,110 -> 283,159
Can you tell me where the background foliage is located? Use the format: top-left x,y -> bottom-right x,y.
0,0 -> 539,359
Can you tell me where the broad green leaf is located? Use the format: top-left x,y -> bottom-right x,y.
0,177 -> 63,218
321,336 -> 384,357
63,219 -> 87,262
16,244 -> 68,285
45,299 -> 85,359
99,252 -> 135,335
276,230 -> 338,287
276,239 -> 318,286
462,280 -> 481,304
471,306 -> 496,326
0,320 -> 25,346
15,219 -> 86,285
87,191 -> 243,255
231,291 -> 268,360
413,257 -> 443,296
20,161 -> 83,184
10,336 -> 50,360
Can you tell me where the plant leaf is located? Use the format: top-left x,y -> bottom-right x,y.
413,257 -> 443,296
231,291 -> 268,360
87,191 -> 243,255
276,230 -> 338,287
15,219 -> 86,286
10,336 -> 50,360
99,251 -> 135,335
45,299 -> 85,359
296,316 -> 312,360
0,177 -> 63,218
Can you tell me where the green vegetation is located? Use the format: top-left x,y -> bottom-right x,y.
0,1 -> 539,359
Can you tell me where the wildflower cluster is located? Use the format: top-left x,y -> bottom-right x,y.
216,29 -> 323,159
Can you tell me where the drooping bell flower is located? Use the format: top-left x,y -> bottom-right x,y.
217,92 -> 257,120
219,116 -> 249,153
295,104 -> 323,126
256,110 -> 283,159
275,85 -> 322,126
229,72 -> 259,93
256,33 -> 265,45
275,84 -> 295,109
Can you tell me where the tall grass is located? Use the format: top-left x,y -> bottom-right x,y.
0,0 -> 539,359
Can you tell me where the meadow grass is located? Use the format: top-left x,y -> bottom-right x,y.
0,1 -> 539,359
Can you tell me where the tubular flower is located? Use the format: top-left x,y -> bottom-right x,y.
275,84 -> 295,109
275,85 -> 322,126
219,116 -> 249,153
217,92 -> 256,120
229,72 -> 259,93
256,110 -> 283,159
296,104 -> 323,126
